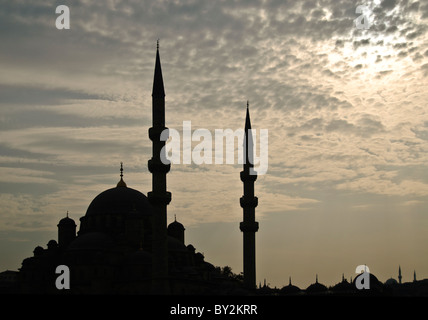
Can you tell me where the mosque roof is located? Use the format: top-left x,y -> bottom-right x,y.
85,165 -> 153,218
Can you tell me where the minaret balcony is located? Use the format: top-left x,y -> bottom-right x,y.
148,158 -> 171,173
240,196 -> 258,208
149,126 -> 168,141
240,221 -> 259,233
240,170 -> 257,182
147,191 -> 172,205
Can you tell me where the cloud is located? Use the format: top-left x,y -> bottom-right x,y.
0,84 -> 108,106
0,0 -> 427,232
337,175 -> 428,197
0,167 -> 55,184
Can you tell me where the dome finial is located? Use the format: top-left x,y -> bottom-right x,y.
117,162 -> 127,187
66,210 -> 69,218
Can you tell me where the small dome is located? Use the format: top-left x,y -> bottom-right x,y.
168,219 -> 185,232
331,279 -> 354,292
353,272 -> 382,286
280,278 -> 301,295
47,240 -> 58,249
352,272 -> 384,293
306,275 -> 328,293
58,216 -> 76,226
384,278 -> 398,286
280,284 -> 301,295
33,246 -> 44,256
306,282 -> 328,293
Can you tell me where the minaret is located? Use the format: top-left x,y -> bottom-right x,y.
239,101 -> 259,290
398,265 -> 402,284
148,40 -> 171,294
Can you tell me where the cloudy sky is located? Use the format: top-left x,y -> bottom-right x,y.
1,0 -> 427,289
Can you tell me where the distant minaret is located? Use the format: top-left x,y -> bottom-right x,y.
148,40 -> 171,294
240,102 -> 259,290
398,265 -> 402,284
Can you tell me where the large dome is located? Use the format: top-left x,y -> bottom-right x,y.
78,175 -> 155,237
86,185 -> 153,217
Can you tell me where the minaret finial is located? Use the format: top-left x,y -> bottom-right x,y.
247,100 -> 249,109
117,162 -> 127,187
174,214 -> 176,222
398,265 -> 402,284
152,39 -> 165,98
66,210 -> 69,218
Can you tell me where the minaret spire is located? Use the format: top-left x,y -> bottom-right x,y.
244,102 -> 253,166
152,40 -> 165,99
398,265 -> 402,284
148,41 -> 171,294
240,101 -> 259,290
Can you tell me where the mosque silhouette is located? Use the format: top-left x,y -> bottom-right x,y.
1,43 -> 427,296
4,43 -> 257,295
